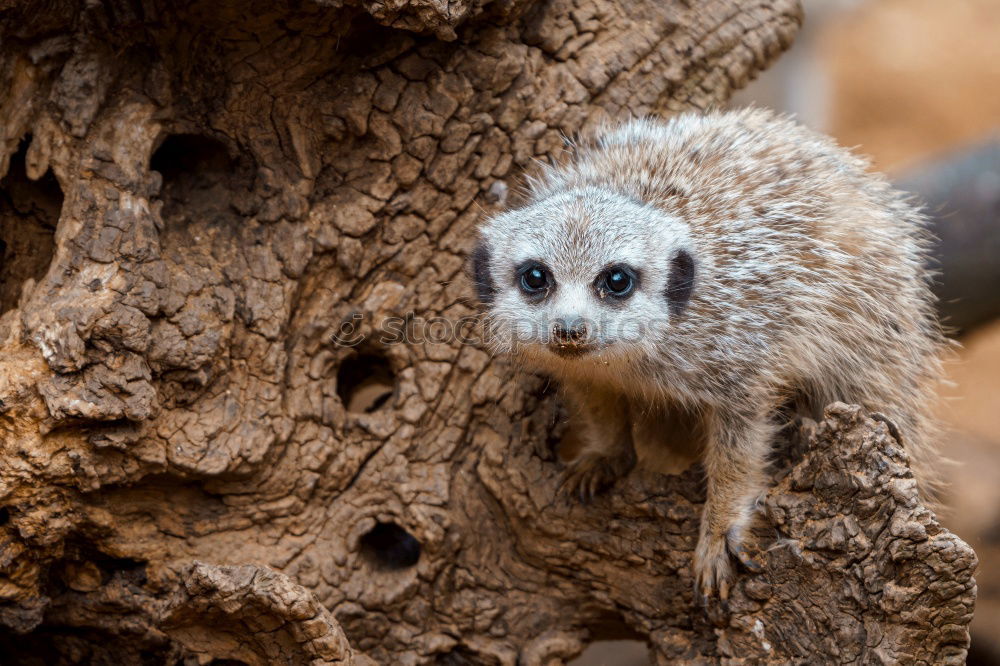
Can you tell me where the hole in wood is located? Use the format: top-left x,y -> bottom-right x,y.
569,609 -> 650,665
0,135 -> 61,314
150,133 -> 240,233
359,522 -> 421,570
336,352 -> 396,413
59,539 -> 149,588
151,133 -> 233,185
569,640 -> 650,666
437,646 -> 481,665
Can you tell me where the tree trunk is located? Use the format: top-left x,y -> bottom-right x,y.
0,0 -> 976,663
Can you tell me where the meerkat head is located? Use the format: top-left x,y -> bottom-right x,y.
472,185 -> 697,367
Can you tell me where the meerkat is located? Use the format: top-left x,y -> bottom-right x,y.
471,108 -> 946,600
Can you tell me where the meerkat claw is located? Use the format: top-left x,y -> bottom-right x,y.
560,456 -> 627,505
694,531 -> 735,603
729,540 -> 764,573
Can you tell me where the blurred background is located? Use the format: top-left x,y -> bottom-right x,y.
578,0 -> 1000,663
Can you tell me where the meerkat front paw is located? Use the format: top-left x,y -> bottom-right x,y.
693,526 -> 763,602
561,453 -> 635,503
693,530 -> 735,602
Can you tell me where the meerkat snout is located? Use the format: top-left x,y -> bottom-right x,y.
471,107 -> 945,602
551,317 -> 588,343
549,316 -> 592,357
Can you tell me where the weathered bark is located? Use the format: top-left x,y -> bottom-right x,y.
0,0 -> 976,663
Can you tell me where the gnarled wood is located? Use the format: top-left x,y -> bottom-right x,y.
0,0 -> 975,663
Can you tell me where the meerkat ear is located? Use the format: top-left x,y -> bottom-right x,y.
665,249 -> 695,316
470,241 -> 497,306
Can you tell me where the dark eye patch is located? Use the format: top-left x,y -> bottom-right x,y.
470,242 -> 497,306
665,249 -> 695,316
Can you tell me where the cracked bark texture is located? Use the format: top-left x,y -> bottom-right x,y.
0,0 -> 976,663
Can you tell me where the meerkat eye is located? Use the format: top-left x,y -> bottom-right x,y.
597,265 -> 637,298
517,262 -> 552,294
605,269 -> 632,294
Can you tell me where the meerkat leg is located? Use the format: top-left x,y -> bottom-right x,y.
694,407 -> 774,600
559,382 -> 636,503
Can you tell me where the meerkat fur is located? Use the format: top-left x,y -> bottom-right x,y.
471,107 -> 947,600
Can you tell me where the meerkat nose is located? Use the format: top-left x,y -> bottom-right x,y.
552,317 -> 589,344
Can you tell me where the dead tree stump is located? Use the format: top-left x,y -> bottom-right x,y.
0,0 -> 976,663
